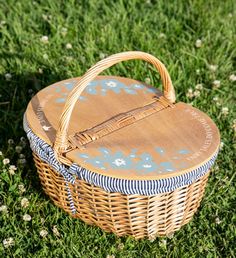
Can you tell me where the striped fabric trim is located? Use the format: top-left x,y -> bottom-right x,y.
23,115 -> 218,197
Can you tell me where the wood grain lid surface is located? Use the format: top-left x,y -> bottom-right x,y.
25,76 -> 220,180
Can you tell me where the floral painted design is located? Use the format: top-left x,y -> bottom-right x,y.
77,147 -> 191,175
49,81 -> 86,103
78,148 -> 137,170
51,79 -> 159,103
134,153 -> 159,174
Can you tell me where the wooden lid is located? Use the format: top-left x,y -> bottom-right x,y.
25,75 -> 220,180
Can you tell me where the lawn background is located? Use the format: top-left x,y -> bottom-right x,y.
0,0 -> 235,257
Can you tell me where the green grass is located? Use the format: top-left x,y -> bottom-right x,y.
0,0 -> 235,257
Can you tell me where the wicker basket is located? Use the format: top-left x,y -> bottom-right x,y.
24,51 -> 220,239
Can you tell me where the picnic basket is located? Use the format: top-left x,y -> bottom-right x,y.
24,51 -> 220,239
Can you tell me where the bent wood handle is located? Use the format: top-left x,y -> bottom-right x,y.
54,51 -> 176,154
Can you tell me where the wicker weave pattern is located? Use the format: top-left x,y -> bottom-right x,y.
33,152 -> 209,239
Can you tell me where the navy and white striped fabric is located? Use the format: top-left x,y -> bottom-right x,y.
24,114 -> 218,211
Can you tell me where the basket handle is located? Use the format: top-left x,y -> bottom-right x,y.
54,51 -> 176,155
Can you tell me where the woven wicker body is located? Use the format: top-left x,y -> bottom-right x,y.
24,51 -> 220,239
33,153 -> 209,239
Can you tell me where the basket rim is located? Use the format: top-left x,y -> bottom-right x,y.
24,114 -> 218,196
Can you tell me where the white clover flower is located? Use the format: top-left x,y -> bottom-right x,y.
145,77 -> 151,84
38,68 -> 43,74
66,56 -> 73,62
195,84 -> 203,90
5,73 -> 12,81
18,158 -> 26,164
213,96 -> 218,102
220,142 -> 224,150
61,27 -> 68,36
229,74 -> 236,81
212,80 -> 221,88
193,90 -> 201,97
18,184 -> 26,194
160,239 -> 167,246
117,243 -> 124,250
215,217 -> 221,224
15,146 -> 23,153
0,205 -> 8,213
40,36 -> 49,44
186,88 -> 194,99
43,53 -> 48,60
3,158 -> 10,165
232,120 -> 236,132
9,165 -> 17,171
40,229 -> 48,238
23,214 -> 32,221
159,33 -> 166,38
20,137 -> 26,142
8,168 -> 15,175
208,64 -> 218,72
196,69 -> 200,74
21,197 -> 29,208
221,107 -> 229,116
42,14 -> 48,21
66,43 -> 72,49
52,225 -> 60,237
195,39 -> 202,48
99,52 -> 106,59
8,139 -> 14,145
3,237 -> 14,248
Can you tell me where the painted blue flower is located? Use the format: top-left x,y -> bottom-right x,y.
155,147 -> 165,156
77,153 -> 107,170
100,79 -> 127,94
64,81 -> 76,91
124,88 -> 137,94
84,80 -> 98,95
130,83 -> 158,94
98,148 -> 134,170
135,153 -> 159,174
130,84 -> 145,89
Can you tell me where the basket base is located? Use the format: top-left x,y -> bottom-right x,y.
33,153 -> 209,239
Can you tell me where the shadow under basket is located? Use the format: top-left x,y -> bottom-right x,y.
33,152 -> 210,239
24,51 -> 220,239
